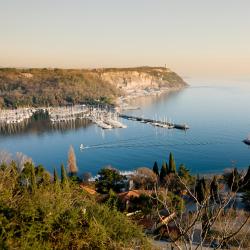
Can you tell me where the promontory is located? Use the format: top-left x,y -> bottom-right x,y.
0,66 -> 187,109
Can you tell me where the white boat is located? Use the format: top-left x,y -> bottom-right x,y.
80,144 -> 86,150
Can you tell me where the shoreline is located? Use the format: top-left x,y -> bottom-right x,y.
116,86 -> 186,111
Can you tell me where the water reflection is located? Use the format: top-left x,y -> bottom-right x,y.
0,113 -> 92,137
127,89 -> 184,109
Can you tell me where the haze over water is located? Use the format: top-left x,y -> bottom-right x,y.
0,80 -> 249,175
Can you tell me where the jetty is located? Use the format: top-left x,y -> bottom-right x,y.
119,114 -> 189,130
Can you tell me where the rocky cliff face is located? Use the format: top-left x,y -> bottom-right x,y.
99,67 -> 187,96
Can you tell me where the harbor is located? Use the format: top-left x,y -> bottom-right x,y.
0,105 -> 189,131
0,105 -> 127,131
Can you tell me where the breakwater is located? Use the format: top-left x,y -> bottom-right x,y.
119,114 -> 189,130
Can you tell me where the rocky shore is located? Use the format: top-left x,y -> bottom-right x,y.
98,66 -> 188,110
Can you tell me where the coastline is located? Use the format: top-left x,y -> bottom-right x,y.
116,86 -> 186,111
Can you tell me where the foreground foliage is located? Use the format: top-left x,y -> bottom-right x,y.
0,162 -> 150,250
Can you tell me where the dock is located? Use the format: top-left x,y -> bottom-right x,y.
119,114 -> 189,130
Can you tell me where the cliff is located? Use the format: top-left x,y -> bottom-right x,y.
99,67 -> 187,97
0,67 -> 186,108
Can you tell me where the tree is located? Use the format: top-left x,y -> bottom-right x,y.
105,189 -> 120,210
61,163 -> 68,186
169,152 -> 176,174
178,164 -> 189,178
195,177 -> 208,203
30,163 -> 36,193
35,164 -> 51,186
67,145 -> 78,177
53,168 -> 59,184
153,161 -> 159,176
227,168 -> 241,192
178,164 -> 194,186
210,175 -> 219,202
20,162 -> 36,192
130,194 -> 153,215
160,161 -> 168,184
0,159 -> 150,249
96,167 -> 124,194
168,191 -> 185,214
132,167 -> 157,189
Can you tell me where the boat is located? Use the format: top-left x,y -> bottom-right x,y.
243,137 -> 250,145
80,144 -> 86,150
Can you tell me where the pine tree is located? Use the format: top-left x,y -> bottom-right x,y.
152,161 -> 159,176
242,166 -> 250,191
61,163 -> 68,186
195,177 -> 207,203
21,162 -> 36,192
160,161 -> 168,184
67,145 -> 78,177
169,152 -> 176,174
30,163 -> 36,193
54,168 -> 59,184
210,175 -> 219,202
178,164 -> 189,178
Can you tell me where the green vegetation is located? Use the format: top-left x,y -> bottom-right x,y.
168,152 -> 176,174
152,161 -> 159,176
195,176 -> 208,203
95,167 -> 125,194
160,161 -> 168,183
1,149 -> 249,249
0,161 -> 150,250
0,68 -> 120,108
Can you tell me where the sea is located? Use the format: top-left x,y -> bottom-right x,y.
0,79 -> 249,176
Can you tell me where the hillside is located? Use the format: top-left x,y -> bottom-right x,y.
0,67 -> 187,109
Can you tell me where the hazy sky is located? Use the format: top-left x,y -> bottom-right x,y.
0,0 -> 249,78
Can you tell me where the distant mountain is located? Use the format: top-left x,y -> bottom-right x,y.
0,67 -> 187,108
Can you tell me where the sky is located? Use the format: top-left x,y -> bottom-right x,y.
0,0 -> 250,78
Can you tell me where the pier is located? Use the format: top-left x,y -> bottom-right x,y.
119,114 -> 189,130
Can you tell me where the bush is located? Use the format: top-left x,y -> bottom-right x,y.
0,163 -> 150,249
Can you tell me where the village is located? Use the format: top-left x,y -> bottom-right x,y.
77,152 -> 250,249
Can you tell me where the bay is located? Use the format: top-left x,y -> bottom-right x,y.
0,79 -> 250,175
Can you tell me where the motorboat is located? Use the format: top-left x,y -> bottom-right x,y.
243,137 -> 250,145
80,144 -> 86,150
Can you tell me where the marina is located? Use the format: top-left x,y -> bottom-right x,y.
0,105 -> 187,131
0,105 -> 127,130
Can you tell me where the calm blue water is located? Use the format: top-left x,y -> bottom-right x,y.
0,80 -> 250,175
